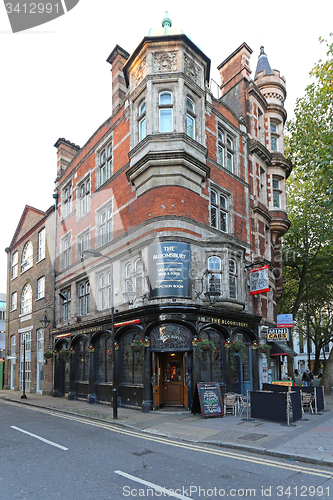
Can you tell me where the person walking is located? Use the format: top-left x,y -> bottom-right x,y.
302,368 -> 311,387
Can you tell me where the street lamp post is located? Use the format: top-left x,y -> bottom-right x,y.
83,249 -> 117,419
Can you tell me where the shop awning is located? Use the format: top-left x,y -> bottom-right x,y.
270,341 -> 297,357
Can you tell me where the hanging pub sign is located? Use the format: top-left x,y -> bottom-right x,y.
148,242 -> 191,298
249,265 -> 269,295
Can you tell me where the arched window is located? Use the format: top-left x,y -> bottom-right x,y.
159,92 -> 173,132
121,331 -> 144,384
199,329 -> 223,383
186,97 -> 195,139
76,338 -> 89,382
96,335 -> 112,383
21,241 -> 33,273
208,256 -> 222,292
138,100 -> 146,141
21,283 -> 32,314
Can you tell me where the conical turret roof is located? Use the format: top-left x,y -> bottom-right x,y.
255,46 -> 271,76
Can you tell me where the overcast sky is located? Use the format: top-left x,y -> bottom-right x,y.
0,0 -> 332,295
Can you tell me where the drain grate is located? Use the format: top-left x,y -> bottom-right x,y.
133,449 -> 154,457
237,433 -> 268,441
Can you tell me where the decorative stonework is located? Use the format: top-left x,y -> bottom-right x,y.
184,54 -> 201,84
153,51 -> 178,73
133,57 -> 147,86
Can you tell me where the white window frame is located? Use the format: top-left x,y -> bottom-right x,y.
186,96 -> 195,139
159,91 -> 173,133
78,280 -> 90,316
138,100 -> 147,141
12,251 -> 18,279
210,189 -> 228,233
61,287 -> 71,322
37,276 -> 45,299
272,177 -> 282,208
78,231 -> 90,259
61,233 -> 72,269
217,129 -> 234,173
207,256 -> 222,293
62,183 -> 72,219
21,283 -> 32,315
38,228 -> 46,261
78,176 -> 91,217
21,241 -> 33,273
99,141 -> 113,187
11,291 -> 17,311
270,120 -> 279,151
97,201 -> 113,248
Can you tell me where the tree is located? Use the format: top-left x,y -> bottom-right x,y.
278,35 -> 333,377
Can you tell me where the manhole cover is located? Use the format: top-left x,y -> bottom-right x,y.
133,450 -> 153,457
237,433 -> 268,441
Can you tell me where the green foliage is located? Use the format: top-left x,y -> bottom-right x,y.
280,35 -> 333,377
229,340 -> 247,369
195,338 -> 216,360
279,35 -> 333,319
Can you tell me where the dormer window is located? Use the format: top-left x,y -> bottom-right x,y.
138,100 -> 146,141
159,92 -> 173,132
186,97 -> 195,139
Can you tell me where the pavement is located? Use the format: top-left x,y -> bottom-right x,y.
1,388 -> 333,468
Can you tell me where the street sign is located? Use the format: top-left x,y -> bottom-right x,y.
277,314 -> 293,328
267,328 -> 289,341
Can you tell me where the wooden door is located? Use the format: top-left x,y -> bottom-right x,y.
164,354 -> 183,406
183,353 -> 188,407
153,353 -> 161,409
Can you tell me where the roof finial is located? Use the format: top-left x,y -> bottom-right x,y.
162,11 -> 172,33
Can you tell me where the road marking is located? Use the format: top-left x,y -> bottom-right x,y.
115,470 -> 190,499
10,425 -> 68,451
4,401 -> 333,479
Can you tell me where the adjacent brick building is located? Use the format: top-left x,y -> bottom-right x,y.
13,17 -> 292,407
5,205 -> 55,394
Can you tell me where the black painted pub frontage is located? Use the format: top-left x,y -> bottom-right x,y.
52,304 -> 261,412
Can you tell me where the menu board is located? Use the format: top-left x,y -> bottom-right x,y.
192,383 -> 223,418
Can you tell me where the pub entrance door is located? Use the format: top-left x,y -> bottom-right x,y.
153,352 -> 188,408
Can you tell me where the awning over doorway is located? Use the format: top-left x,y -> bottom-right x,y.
270,341 -> 297,357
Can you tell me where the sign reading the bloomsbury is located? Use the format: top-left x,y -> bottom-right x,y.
148,242 -> 191,298
249,265 -> 269,295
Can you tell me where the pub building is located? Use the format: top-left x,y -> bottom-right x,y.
51,15 -> 292,411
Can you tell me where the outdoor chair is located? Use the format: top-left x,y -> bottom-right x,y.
301,392 -> 314,414
223,394 -> 238,416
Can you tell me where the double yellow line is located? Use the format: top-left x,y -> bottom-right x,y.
18,402 -> 333,480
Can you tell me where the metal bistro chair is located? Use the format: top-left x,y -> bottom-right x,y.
301,392 -> 314,414
223,393 -> 238,416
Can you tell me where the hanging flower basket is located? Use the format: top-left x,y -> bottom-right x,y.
44,349 -> 53,360
59,349 -> 71,362
132,345 -> 142,352
87,345 -> 95,353
130,339 -> 145,354
195,339 -> 216,360
229,340 -> 247,369
257,343 -> 271,357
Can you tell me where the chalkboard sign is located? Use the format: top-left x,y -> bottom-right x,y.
192,383 -> 223,418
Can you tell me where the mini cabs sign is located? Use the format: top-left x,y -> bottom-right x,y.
267,328 -> 289,341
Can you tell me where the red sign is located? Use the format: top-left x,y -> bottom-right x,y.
249,265 -> 269,295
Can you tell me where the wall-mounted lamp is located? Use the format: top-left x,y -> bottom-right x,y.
194,270 -> 221,305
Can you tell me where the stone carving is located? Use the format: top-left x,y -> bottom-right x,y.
133,57 -> 147,86
153,51 -> 178,73
184,54 -> 201,84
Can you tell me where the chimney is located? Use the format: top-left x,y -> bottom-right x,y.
54,138 -> 80,177
106,45 -> 130,113
218,43 -> 252,96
